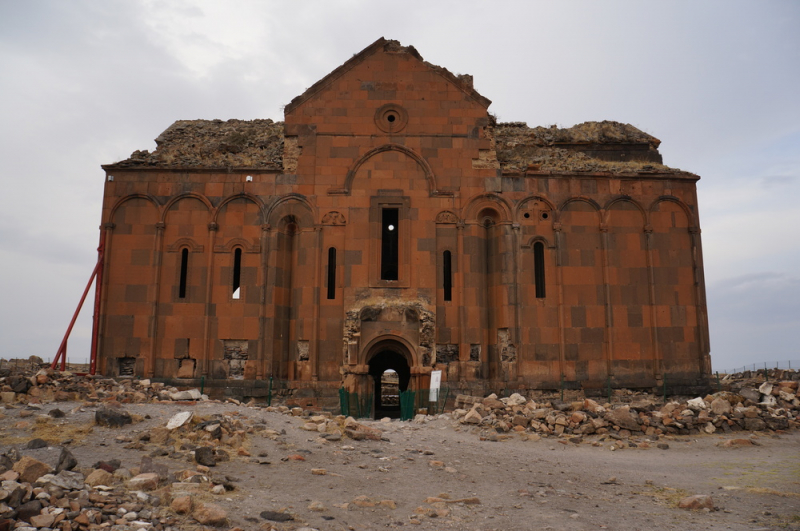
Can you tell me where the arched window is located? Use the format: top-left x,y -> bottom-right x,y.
533,241 -> 546,298
443,250 -> 452,301
381,208 -> 399,280
327,247 -> 336,300
232,248 -> 242,299
179,248 -> 189,299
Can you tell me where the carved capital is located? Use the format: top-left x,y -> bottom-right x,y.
643,224 -> 654,234
321,211 -> 346,226
552,222 -> 562,232
207,222 -> 218,232
261,223 -> 271,232
599,223 -> 609,233
102,222 -> 116,230
435,210 -> 459,224
688,226 -> 701,234
155,222 -> 165,231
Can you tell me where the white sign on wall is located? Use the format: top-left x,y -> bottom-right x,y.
429,370 -> 442,402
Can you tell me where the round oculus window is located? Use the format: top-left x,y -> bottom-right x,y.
374,104 -> 408,133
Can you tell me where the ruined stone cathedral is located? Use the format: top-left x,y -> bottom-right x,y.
97,38 -> 711,408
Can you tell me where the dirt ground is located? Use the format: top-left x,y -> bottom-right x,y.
3,400 -> 799,531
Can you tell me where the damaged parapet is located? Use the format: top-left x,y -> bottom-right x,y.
494,120 -> 675,174
107,119 -> 285,170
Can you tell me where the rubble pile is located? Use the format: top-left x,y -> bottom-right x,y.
0,405 -> 250,529
0,455 -> 173,531
108,119 -> 285,170
493,121 -> 679,174
452,379 -> 799,439
0,442 -> 242,530
1,359 -> 209,407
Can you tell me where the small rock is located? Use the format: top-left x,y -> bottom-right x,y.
56,447 -> 78,473
166,411 -> 193,430
687,397 -> 707,411
85,468 -> 114,487
29,514 -> 55,528
129,472 -> 160,490
194,447 -> 216,467
170,389 -> 202,401
15,500 -> 43,522
260,510 -> 293,522
36,470 -> 85,490
171,495 -> 193,514
710,398 -> 731,415
605,406 -> 640,432
193,502 -> 228,526
678,494 -> 714,510
25,438 -> 48,450
12,456 -> 52,484
95,405 -> 132,428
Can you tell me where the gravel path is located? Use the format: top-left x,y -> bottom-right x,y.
2,400 -> 799,530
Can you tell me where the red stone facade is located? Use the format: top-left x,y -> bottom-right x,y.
98,39 -> 711,406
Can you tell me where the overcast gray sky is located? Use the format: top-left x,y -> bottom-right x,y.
1,1 -> 798,373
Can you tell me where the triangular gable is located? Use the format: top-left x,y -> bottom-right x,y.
284,37 -> 491,115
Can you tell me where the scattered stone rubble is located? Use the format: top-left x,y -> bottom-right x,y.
2,357 -> 799,529
0,358 -> 210,407
0,398 -> 249,530
451,377 -> 798,441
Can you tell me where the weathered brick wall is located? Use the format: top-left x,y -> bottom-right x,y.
97,39 -> 710,398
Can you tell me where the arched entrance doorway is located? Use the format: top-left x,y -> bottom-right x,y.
367,341 -> 412,419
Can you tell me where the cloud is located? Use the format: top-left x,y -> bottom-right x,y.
0,1 -> 798,373
707,272 -> 800,370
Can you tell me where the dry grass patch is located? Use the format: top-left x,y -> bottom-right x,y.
32,419 -> 94,445
746,487 -> 800,499
640,486 -> 691,507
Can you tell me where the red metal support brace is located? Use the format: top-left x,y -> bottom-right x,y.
52,233 -> 105,373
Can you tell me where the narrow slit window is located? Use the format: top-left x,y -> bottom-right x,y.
327,247 -> 336,300
232,248 -> 242,299
443,250 -> 452,301
381,208 -> 399,280
534,241 -> 546,298
179,248 -> 189,299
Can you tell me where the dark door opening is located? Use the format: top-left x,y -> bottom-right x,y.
368,349 -> 411,419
